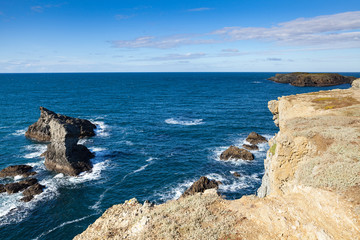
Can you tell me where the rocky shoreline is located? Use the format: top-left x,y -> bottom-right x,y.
75,80 -> 360,239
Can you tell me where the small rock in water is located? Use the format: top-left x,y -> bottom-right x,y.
242,144 -> 259,151
21,183 -> 45,202
232,172 -> 241,177
220,146 -> 254,161
181,176 -> 220,197
0,184 -> 5,193
0,165 -> 36,178
245,132 -> 267,145
4,178 -> 38,194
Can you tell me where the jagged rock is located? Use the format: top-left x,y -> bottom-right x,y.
352,79 -> 360,89
242,144 -> 259,151
20,183 -> 45,202
4,178 -> 38,194
232,172 -> 241,177
25,107 -> 96,142
0,165 -> 36,178
268,73 -> 356,87
42,119 -> 94,176
0,184 -> 5,193
182,176 -> 220,197
246,132 -> 267,145
220,146 -> 254,161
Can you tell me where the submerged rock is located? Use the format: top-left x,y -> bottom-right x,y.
182,176 -> 220,197
242,144 -> 259,151
220,146 -> 254,161
246,132 -> 267,145
4,178 -> 38,194
232,172 -> 241,177
25,107 -> 96,142
268,72 -> 356,87
0,165 -> 36,178
42,119 -> 94,176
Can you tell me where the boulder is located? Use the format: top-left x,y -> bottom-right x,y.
268,73 -> 356,87
220,146 -> 254,161
232,172 -> 241,177
21,183 -> 45,202
352,79 -> 360,89
25,107 -> 96,142
4,178 -> 38,194
182,176 -> 220,197
246,132 -> 267,145
0,184 -> 5,193
42,119 -> 94,176
0,165 -> 36,178
242,144 -> 259,151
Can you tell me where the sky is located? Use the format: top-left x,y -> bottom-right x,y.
0,0 -> 360,72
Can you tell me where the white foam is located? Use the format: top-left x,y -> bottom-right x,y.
11,128 -> 27,136
14,175 -> 24,181
157,179 -> 195,202
205,173 -> 227,183
77,139 -> 88,145
68,160 -> 110,184
219,180 -> 249,192
146,157 -> 156,162
92,121 -> 110,137
23,145 -> 47,159
252,81 -> 262,84
125,141 -> 134,146
165,118 -> 204,126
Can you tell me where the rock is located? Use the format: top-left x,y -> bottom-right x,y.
0,184 -> 5,193
232,172 -> 241,177
42,119 -> 94,176
0,165 -> 36,178
25,107 -> 96,142
352,79 -> 360,89
20,196 -> 34,202
268,73 -> 356,87
4,178 -> 38,194
220,146 -> 254,161
246,132 -> 267,145
21,183 -> 45,202
242,144 -> 259,151
182,176 -> 220,197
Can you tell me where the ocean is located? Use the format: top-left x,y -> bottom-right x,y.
0,72 -> 358,240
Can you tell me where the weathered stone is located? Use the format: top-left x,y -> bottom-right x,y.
220,146 -> 254,161
268,73 -> 356,87
4,178 -> 38,194
0,165 -> 36,178
352,79 -> 360,89
21,183 -> 45,202
0,184 -> 5,193
20,195 -> 34,202
182,176 -> 220,197
232,172 -> 241,177
246,132 -> 267,145
25,107 -> 96,142
242,144 -> 259,151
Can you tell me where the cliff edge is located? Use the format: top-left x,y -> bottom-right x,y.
75,80 -> 360,240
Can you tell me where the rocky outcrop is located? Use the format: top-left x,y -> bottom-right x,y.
42,119 -> 94,176
21,183 -> 45,202
268,72 -> 356,87
0,165 -> 36,178
242,144 -> 259,151
181,176 -> 220,197
351,78 -> 360,89
220,146 -> 254,161
4,178 -> 38,194
75,86 -> 360,240
245,132 -> 267,145
25,107 -> 96,142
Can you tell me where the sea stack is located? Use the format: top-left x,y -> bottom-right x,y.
27,107 -> 96,176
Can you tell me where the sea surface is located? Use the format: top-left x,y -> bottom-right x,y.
0,72 -> 358,240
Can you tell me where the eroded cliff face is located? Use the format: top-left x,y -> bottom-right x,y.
75,80 -> 360,240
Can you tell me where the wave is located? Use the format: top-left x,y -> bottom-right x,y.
23,144 -> 47,159
156,179 -> 195,202
165,118 -> 204,126
92,121 -> 110,137
11,128 -> 27,136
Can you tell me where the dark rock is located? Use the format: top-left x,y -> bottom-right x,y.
182,176 -> 220,197
0,165 -> 36,178
268,73 -> 356,87
42,119 -> 94,176
0,184 -> 5,193
242,144 -> 259,151
220,146 -> 254,161
25,107 -> 96,142
20,196 -> 34,202
246,132 -> 267,145
4,178 -> 38,194
232,172 -> 241,177
22,183 -> 45,198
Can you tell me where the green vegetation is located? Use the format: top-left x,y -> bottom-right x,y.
269,143 -> 277,155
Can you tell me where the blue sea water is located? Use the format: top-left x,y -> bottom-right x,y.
0,72 -> 358,240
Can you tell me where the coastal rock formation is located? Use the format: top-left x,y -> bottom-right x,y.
242,144 -> 259,151
245,132 -> 267,145
0,165 -> 36,178
42,119 -> 94,176
21,183 -> 45,202
220,146 -> 254,161
25,107 -> 96,142
268,72 -> 356,87
4,178 -> 38,194
75,86 -> 360,240
351,78 -> 360,89
181,176 -> 220,197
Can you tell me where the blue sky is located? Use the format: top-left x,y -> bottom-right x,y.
1,0 -> 359,72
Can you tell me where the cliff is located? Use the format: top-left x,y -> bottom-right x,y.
75,80 -> 360,240
268,72 -> 356,87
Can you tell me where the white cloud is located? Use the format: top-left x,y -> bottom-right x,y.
222,48 -> 239,53
150,53 -> 206,61
187,8 -> 213,12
